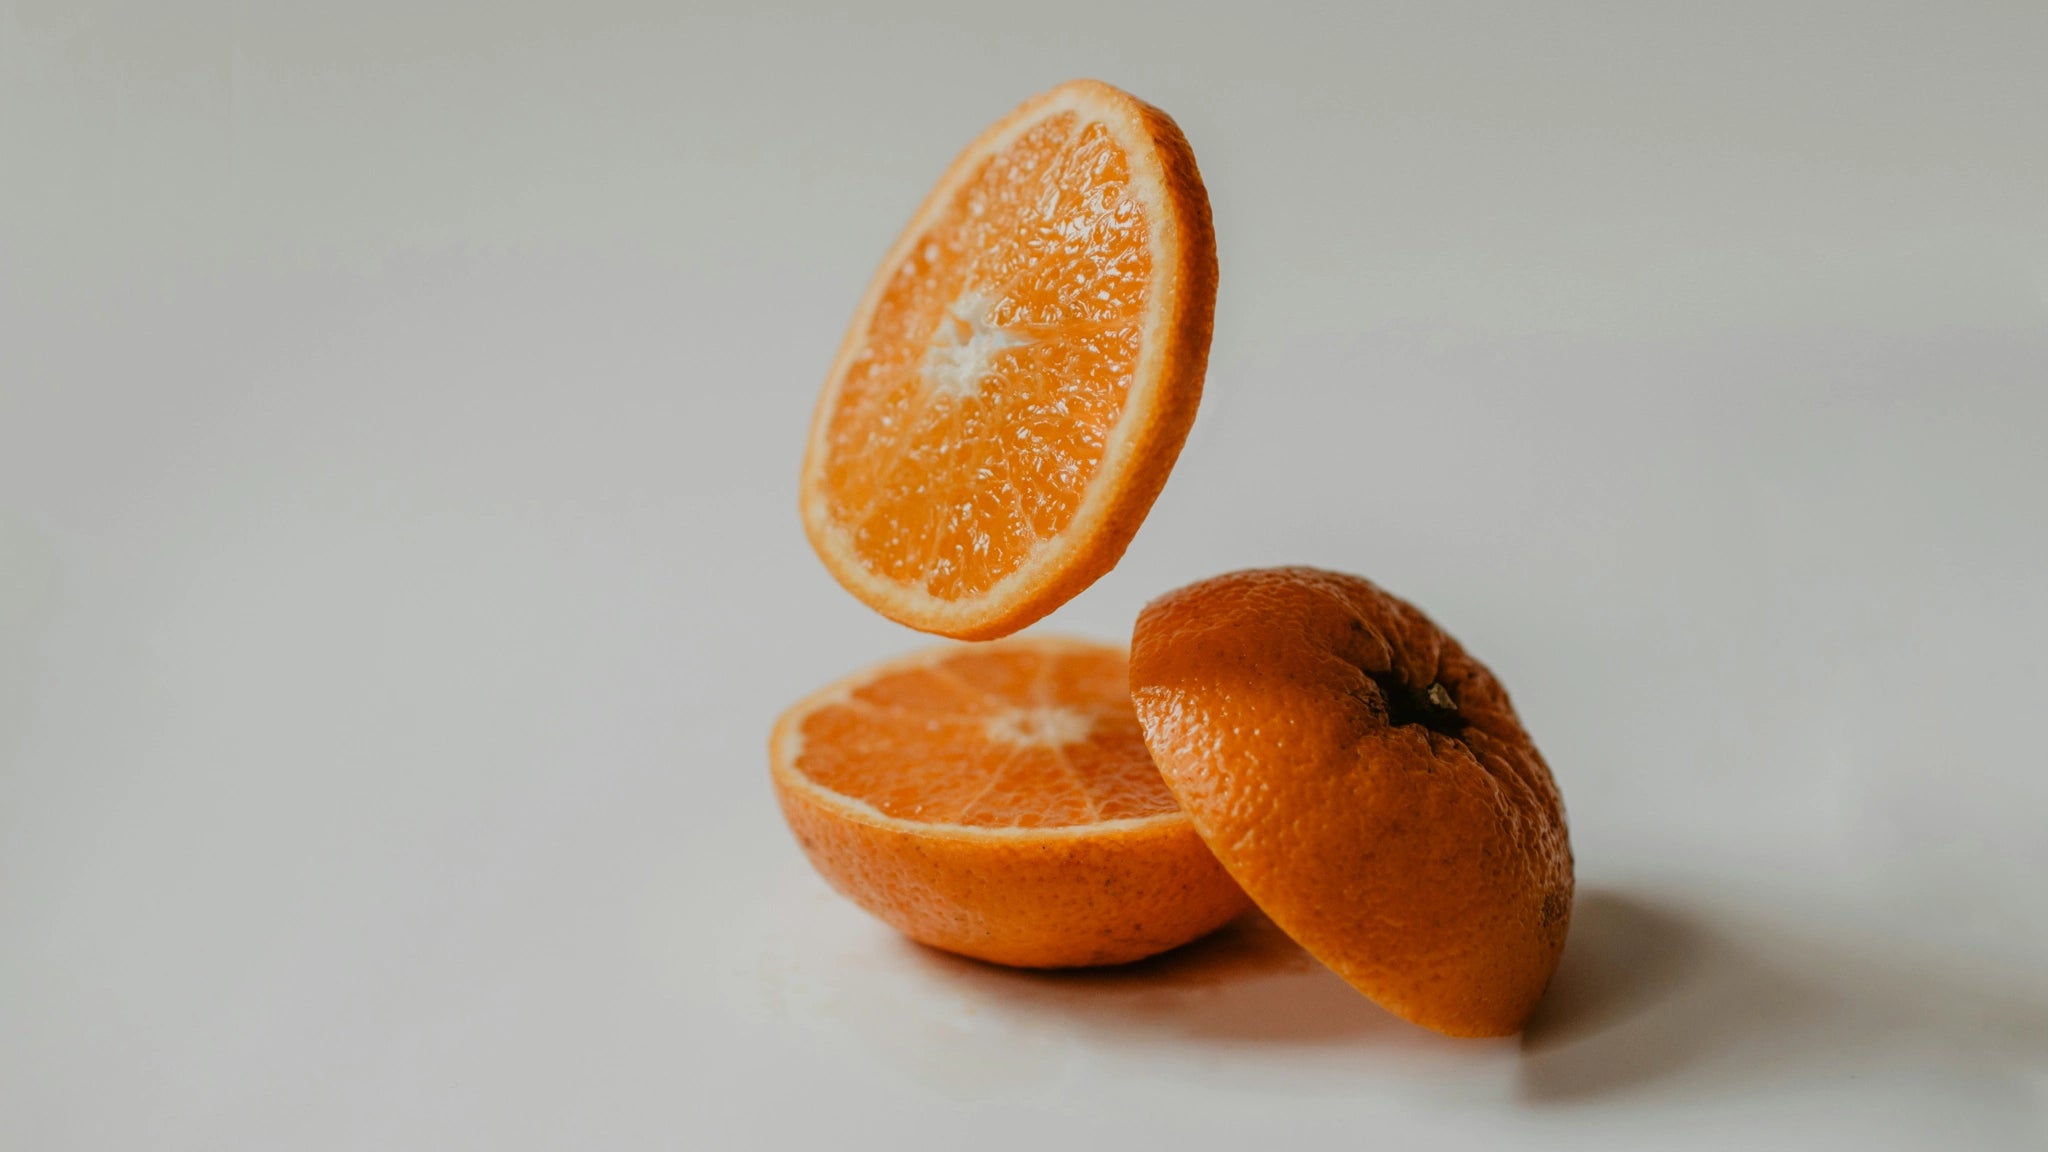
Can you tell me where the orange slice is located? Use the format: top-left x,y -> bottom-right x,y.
801,80 -> 1217,639
769,636 -> 1249,967
1129,568 -> 1575,1036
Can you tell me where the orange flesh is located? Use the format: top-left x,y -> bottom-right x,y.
790,644 -> 1179,828
821,113 -> 1152,601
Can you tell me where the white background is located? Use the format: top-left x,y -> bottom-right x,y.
4,2 -> 2046,1148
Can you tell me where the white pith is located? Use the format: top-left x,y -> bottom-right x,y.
983,703 -> 1095,748
922,290 -> 1031,399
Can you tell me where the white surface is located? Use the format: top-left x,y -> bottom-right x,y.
4,3 -> 2047,1148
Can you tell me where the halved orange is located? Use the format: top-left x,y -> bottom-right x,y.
801,80 -> 1217,639
769,636 -> 1249,967
1129,567 -> 1575,1037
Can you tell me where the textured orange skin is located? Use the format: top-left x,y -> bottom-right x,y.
770,774 -> 1249,968
800,79 -> 1217,640
1128,568 -> 1574,1036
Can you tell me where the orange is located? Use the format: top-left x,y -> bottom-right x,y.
1127,567 -> 1574,1037
800,79 -> 1217,639
770,636 -> 1249,967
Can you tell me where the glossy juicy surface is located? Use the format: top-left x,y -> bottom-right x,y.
821,112 -> 1151,602
802,79 -> 1216,640
789,639 -> 1178,828
770,637 -> 1249,967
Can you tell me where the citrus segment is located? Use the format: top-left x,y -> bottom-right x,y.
803,80 -> 1216,639
771,637 -> 1249,967
1128,568 -> 1574,1037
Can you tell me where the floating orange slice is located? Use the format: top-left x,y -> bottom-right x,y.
801,80 -> 1217,639
770,636 -> 1249,967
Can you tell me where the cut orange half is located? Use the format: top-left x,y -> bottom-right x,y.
1129,568 -> 1574,1036
801,80 -> 1217,639
769,636 -> 1249,967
